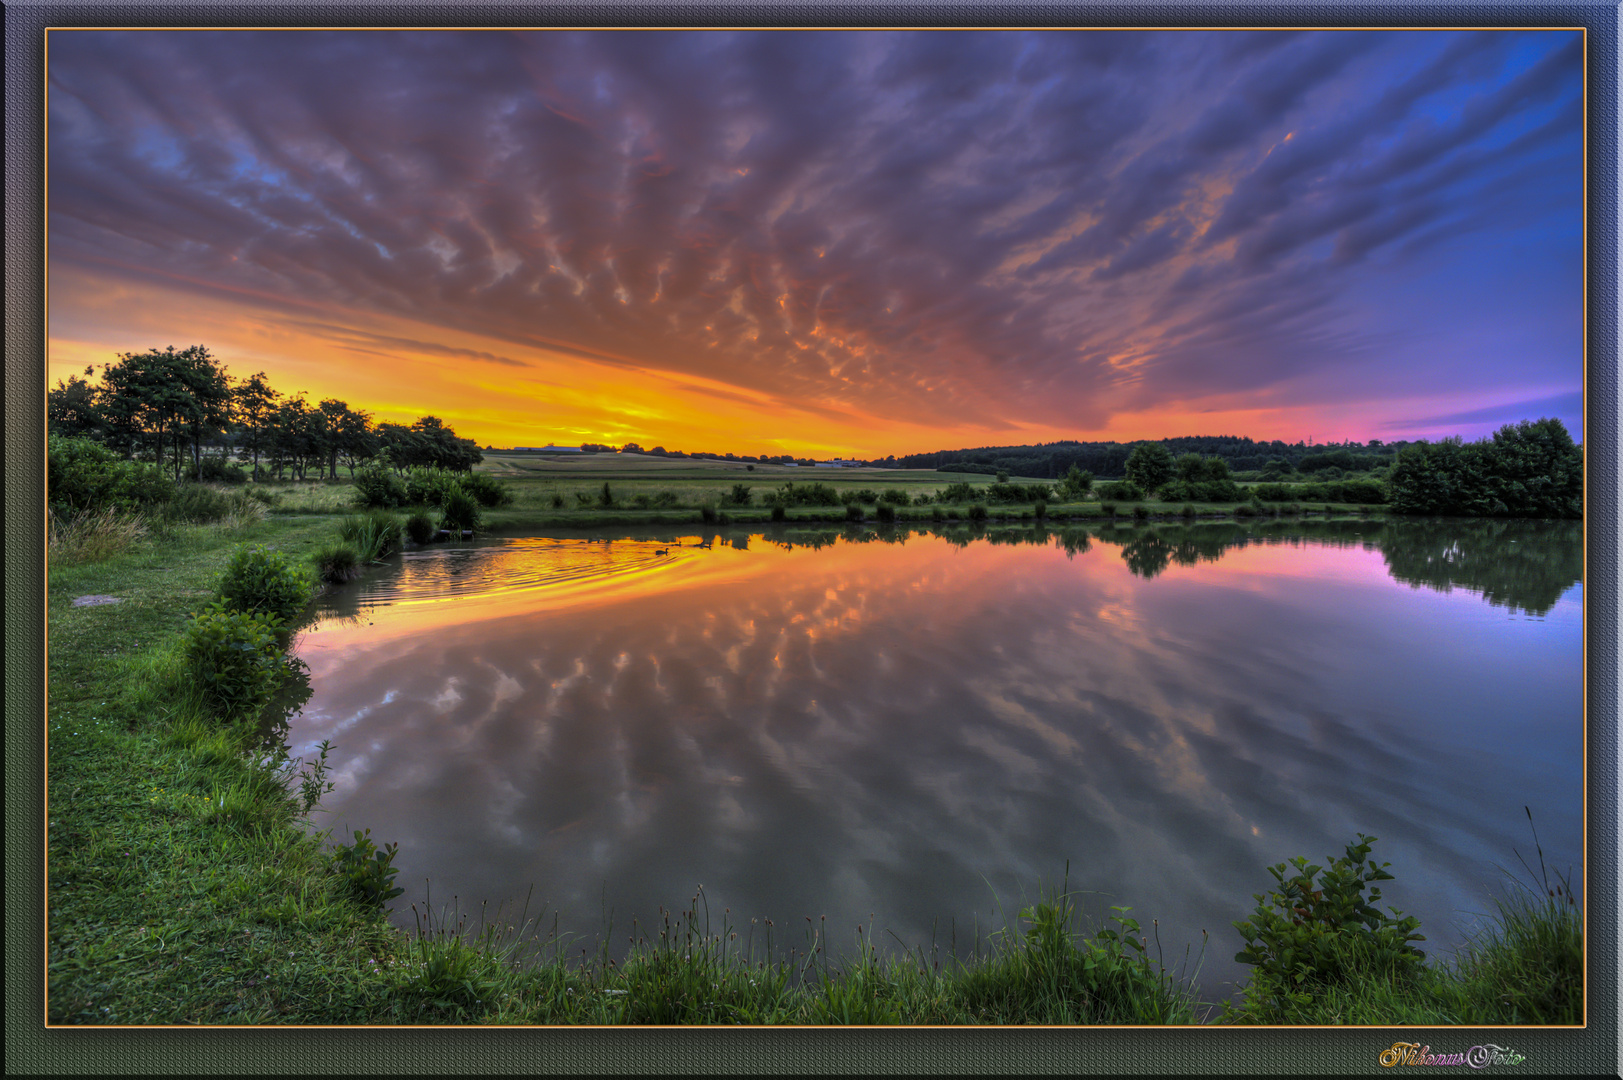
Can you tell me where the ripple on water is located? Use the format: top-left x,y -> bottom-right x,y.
318,537 -> 682,611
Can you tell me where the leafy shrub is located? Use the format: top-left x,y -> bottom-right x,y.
181,601 -> 286,718
405,510 -> 436,544
1058,465 -> 1094,499
726,483 -> 753,506
912,491 -> 934,506
48,435 -> 175,513
986,481 -> 1053,504
880,488 -> 911,506
460,471 -> 514,508
845,503 -> 865,522
1096,480 -> 1144,502
700,504 -> 717,524
1100,502 -> 1117,517
330,828 -> 404,910
771,503 -> 786,522
1034,500 -> 1047,520
314,543 -> 361,584
441,485 -> 481,533
574,491 -> 593,507
1159,478 -> 1243,503
196,457 -> 248,484
651,491 -> 681,509
218,544 -> 314,625
967,503 -> 988,522
354,462 -> 407,509
405,466 -> 460,507
550,493 -> 566,509
1234,501 -> 1260,518
876,503 -> 896,523
1230,834 -> 1426,1022
598,481 -> 615,508
1131,504 -> 1150,522
931,506 -> 945,522
1181,504 -> 1196,519
775,481 -> 842,507
938,481 -> 979,503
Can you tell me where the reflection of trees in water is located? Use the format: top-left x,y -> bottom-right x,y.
1087,517 -> 1580,616
1377,518 -> 1582,616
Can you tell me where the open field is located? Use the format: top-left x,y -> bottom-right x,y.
236,454 -> 1389,531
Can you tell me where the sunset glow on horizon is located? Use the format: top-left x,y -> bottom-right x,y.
47,29 -> 1585,457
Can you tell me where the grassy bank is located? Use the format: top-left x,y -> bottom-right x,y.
46,508 -> 1578,1025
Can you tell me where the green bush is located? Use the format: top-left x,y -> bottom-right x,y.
47,434 -> 174,513
1131,504 -> 1150,522
460,471 -> 514,508
845,503 -> 865,522
330,828 -> 404,910
441,485 -> 481,534
880,488 -> 911,506
876,503 -> 896,523
354,462 -> 407,509
550,492 -> 565,509
405,466 -> 460,507
1100,502 -> 1117,517
938,481 -> 979,503
774,481 -> 842,507
405,510 -> 436,544
218,544 -> 314,625
771,503 -> 786,522
180,601 -> 286,718
196,457 -> 248,484
1229,834 -> 1426,1022
1034,500 -> 1047,520
598,481 -> 615,508
1096,480 -> 1144,502
967,503 -> 988,522
727,483 -> 753,506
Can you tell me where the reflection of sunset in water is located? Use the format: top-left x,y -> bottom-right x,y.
292,525 -> 1581,1000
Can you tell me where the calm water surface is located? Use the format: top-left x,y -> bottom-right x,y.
289,519 -> 1582,999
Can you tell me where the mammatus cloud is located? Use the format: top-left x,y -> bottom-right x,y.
48,29 -> 1583,451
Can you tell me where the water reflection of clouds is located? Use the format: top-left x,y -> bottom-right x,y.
291,527 -> 1581,998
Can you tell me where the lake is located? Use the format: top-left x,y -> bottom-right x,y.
286,517 -> 1583,1002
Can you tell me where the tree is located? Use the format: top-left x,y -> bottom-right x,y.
1485,418 -> 1583,519
1383,420 -> 1582,518
319,399 -> 376,479
48,369 -> 106,439
233,372 -> 280,481
1059,464 -> 1094,498
1124,441 -> 1175,495
99,345 -> 231,481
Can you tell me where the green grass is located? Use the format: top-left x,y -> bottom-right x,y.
229,462 -> 1389,533
47,511 -> 1572,1026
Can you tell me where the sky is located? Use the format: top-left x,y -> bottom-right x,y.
46,29 -> 1585,458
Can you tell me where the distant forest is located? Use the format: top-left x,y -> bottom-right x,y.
878,436 -> 1408,479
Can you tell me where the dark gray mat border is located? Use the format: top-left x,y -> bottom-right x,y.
6,3 -> 1616,1074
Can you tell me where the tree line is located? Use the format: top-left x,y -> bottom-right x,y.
49,345 -> 482,482
884,434 -> 1411,479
